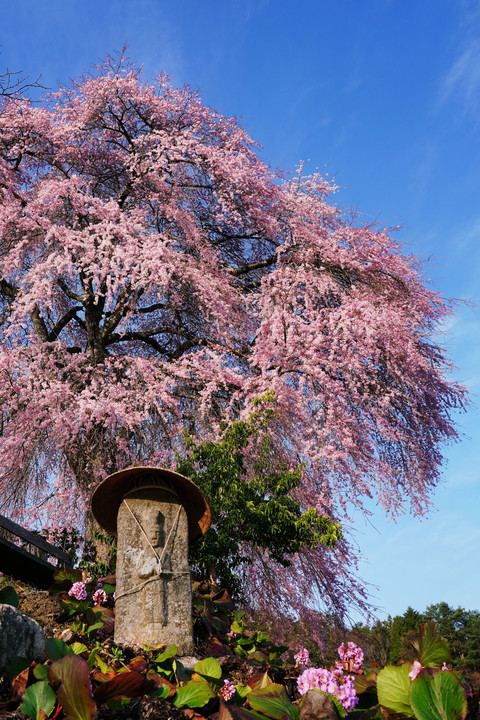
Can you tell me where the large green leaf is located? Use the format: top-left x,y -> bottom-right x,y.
45,638 -> 73,660
149,683 -> 171,699
70,643 -> 88,655
355,670 -> 379,695
48,654 -> 96,720
410,623 -> 451,668
146,670 -> 177,698
0,585 -> 19,607
87,648 -> 110,673
33,664 -> 49,681
154,645 -> 177,663
20,681 -> 56,720
410,669 -> 468,720
255,632 -> 272,645
194,656 -> 222,680
248,672 -> 273,691
86,621 -> 103,635
248,683 -> 299,720
377,665 -> 414,717
86,605 -> 115,634
328,692 -> 346,719
174,680 -> 216,708
235,684 -> 252,700
231,620 -> 244,634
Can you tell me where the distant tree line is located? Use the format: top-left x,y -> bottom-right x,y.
297,602 -> 480,672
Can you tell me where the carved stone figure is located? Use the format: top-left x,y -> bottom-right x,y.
91,467 -> 211,655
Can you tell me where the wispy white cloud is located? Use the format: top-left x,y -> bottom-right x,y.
441,38 -> 480,103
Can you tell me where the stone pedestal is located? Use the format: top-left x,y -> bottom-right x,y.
114,486 -> 193,654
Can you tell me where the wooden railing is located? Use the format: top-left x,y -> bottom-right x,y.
0,513 -> 71,589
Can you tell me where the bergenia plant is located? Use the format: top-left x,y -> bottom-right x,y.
297,642 -> 363,713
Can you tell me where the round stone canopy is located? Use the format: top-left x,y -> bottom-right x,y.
91,466 -> 211,542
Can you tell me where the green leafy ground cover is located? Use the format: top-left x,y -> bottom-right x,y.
1,573 -> 480,719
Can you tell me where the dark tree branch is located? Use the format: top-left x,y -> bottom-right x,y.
56,278 -> 83,303
229,256 -> 276,277
105,330 -> 205,360
0,67 -> 45,98
30,306 -> 49,342
135,301 -> 167,314
106,332 -> 167,354
47,306 -> 83,341
0,279 -> 18,299
101,283 -> 139,337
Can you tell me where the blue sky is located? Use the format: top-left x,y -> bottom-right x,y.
2,0 -> 479,621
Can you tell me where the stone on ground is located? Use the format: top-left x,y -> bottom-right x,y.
0,604 -> 45,671
299,690 -> 340,720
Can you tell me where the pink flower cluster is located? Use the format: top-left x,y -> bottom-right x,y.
337,642 -> 364,673
297,642 -> 362,712
219,679 -> 235,701
334,674 -> 357,712
68,581 -> 87,601
298,667 -> 338,696
92,588 -> 108,605
297,668 -> 357,712
294,648 -> 310,667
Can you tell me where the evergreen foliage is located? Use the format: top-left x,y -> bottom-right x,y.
176,394 -> 342,596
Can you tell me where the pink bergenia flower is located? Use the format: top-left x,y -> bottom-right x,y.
92,588 -> 108,605
298,667 -> 338,696
336,674 -> 358,712
219,679 -> 235,701
68,581 -> 87,601
294,648 -> 310,667
409,661 -> 423,680
337,641 -> 364,673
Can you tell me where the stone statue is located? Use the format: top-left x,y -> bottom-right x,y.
91,467 -> 211,655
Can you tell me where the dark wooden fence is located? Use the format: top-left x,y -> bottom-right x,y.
0,514 -> 71,589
